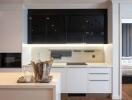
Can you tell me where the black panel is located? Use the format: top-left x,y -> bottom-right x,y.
68,93 -> 86,96
122,76 -> 132,84
44,15 -> 66,43
28,15 -> 45,43
67,16 -> 84,43
67,11 -> 107,43
0,53 -> 21,68
28,14 -> 66,43
28,9 -> 107,44
51,50 -> 72,59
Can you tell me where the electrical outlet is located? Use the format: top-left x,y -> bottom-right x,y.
92,55 -> 95,58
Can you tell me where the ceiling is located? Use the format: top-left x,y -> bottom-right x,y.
0,0 -> 24,4
0,0 -> 110,4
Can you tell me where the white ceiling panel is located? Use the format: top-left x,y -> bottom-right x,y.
0,0 -> 24,4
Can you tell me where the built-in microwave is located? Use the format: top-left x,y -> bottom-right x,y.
0,53 -> 21,68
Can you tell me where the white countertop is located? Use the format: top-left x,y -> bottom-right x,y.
121,57 -> 132,69
52,62 -> 112,68
122,64 -> 132,69
0,72 -> 61,88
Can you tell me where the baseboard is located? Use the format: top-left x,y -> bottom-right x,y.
68,93 -> 86,96
112,95 -> 122,100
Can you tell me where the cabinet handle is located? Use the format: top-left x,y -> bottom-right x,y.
52,67 -> 65,68
68,67 -> 87,68
89,73 -> 109,74
89,80 -> 109,81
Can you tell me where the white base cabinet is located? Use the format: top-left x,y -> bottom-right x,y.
67,68 -> 87,93
51,67 -> 112,93
51,68 -> 67,93
88,68 -> 112,93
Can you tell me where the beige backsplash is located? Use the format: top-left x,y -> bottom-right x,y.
53,50 -> 104,63
31,47 -> 50,62
22,44 -> 112,65
31,47 -> 104,63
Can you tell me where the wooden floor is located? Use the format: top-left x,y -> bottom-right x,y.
61,84 -> 132,100
61,94 -> 112,100
122,84 -> 132,100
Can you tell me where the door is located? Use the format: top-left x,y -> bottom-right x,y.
67,67 -> 87,93
67,15 -> 107,43
28,15 -> 66,43
45,15 -> 66,43
67,16 -> 84,43
28,15 -> 45,43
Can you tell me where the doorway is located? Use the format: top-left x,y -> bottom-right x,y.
121,20 -> 132,100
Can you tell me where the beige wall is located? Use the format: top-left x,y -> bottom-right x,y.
0,4 -> 22,52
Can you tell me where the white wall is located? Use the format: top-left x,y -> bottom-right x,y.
22,45 -> 32,65
104,44 -> 112,64
111,1 -> 121,99
120,4 -> 132,19
25,0 -> 109,9
22,6 -> 27,44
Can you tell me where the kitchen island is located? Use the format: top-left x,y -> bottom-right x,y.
0,72 -> 61,100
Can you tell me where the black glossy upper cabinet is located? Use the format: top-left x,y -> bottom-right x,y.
67,10 -> 107,43
28,10 -> 66,44
28,9 -> 107,44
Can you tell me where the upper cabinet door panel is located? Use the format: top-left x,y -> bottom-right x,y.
28,9 -> 107,44
67,14 -> 107,43
45,15 -> 66,43
28,15 -> 45,43
84,15 -> 106,43
67,16 -> 84,43
28,10 -> 66,44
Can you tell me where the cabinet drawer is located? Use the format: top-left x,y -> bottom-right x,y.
88,81 -> 111,93
88,73 -> 111,80
88,68 -> 111,74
